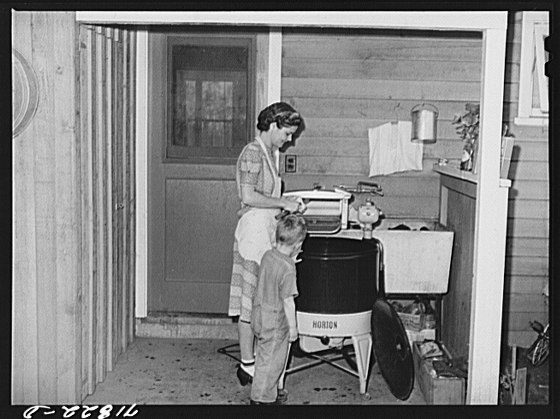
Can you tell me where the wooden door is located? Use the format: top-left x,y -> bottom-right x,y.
147,29 -> 256,314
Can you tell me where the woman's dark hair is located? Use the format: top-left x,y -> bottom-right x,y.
256,102 -> 303,132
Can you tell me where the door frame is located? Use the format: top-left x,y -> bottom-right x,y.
133,27 -> 283,318
77,11 -> 509,404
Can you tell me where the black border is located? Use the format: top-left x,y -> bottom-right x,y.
3,2 -> 558,419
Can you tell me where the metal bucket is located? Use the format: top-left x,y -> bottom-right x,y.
411,103 -> 438,143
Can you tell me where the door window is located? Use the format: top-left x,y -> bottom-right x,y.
166,35 -> 255,162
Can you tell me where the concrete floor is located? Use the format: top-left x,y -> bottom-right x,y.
83,336 -> 426,406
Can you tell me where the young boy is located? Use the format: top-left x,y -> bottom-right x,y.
250,214 -> 307,405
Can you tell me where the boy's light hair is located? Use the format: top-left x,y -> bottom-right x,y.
276,214 -> 307,245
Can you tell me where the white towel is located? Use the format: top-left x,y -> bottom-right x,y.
368,121 -> 423,177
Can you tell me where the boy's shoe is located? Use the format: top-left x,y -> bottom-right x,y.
236,364 -> 253,386
276,389 -> 288,404
249,390 -> 287,405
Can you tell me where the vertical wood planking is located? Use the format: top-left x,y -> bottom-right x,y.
120,27 -> 129,353
79,24 -> 96,398
439,179 -> 477,359
128,30 -> 137,343
12,10 -> 40,404
112,28 -> 119,360
13,13 -> 138,404
89,23 -> 99,391
76,23 -> 137,399
120,29 -> 129,353
113,28 -> 124,362
95,25 -> 107,383
135,30 -> 148,318
32,11 -> 59,403
105,27 -> 114,372
52,12 -> 80,403
101,25 -> 111,379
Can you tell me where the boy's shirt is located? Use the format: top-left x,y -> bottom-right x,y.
251,248 -> 298,336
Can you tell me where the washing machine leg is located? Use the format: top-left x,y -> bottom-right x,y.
352,333 -> 372,394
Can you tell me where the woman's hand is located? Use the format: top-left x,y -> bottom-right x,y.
282,197 -> 301,213
240,185 -> 303,213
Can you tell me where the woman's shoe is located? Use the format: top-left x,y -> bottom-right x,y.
236,364 -> 253,386
250,399 -> 278,405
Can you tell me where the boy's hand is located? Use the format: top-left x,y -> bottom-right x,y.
288,327 -> 298,342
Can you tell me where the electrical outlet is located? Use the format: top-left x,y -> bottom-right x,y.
285,155 -> 297,173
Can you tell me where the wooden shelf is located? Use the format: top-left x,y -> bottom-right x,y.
432,163 -> 511,188
432,164 -> 478,184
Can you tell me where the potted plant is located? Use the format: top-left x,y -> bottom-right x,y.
451,103 -> 479,171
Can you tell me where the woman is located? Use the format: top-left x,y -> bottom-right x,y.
228,102 -> 304,386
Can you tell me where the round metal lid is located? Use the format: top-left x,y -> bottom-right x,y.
370,297 -> 414,400
12,48 -> 39,138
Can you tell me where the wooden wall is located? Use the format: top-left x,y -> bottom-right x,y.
280,28 -> 482,220
501,12 -> 549,347
12,11 -> 81,405
279,23 -> 549,349
439,176 -> 477,359
12,11 -> 137,404
78,24 -> 137,400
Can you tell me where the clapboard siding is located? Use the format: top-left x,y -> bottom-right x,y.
283,58 -> 482,82
284,155 -> 446,176
284,174 -> 439,195
12,11 -> 137,404
282,33 -> 483,61
284,79 -> 481,101
509,180 -> 548,200
506,331 -> 541,348
509,161 -> 548,181
288,97 -> 481,122
505,275 -> 549,294
280,23 -> 549,353
501,12 -> 549,348
291,116 -> 467,140
507,200 -> 549,220
506,237 -> 549,257
503,124 -> 549,139
508,293 -> 548,311
510,140 -> 548,162
281,29 -> 481,220
291,137 -> 463,160
506,310 -> 547,332
505,256 -> 548,276
507,217 -> 549,238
